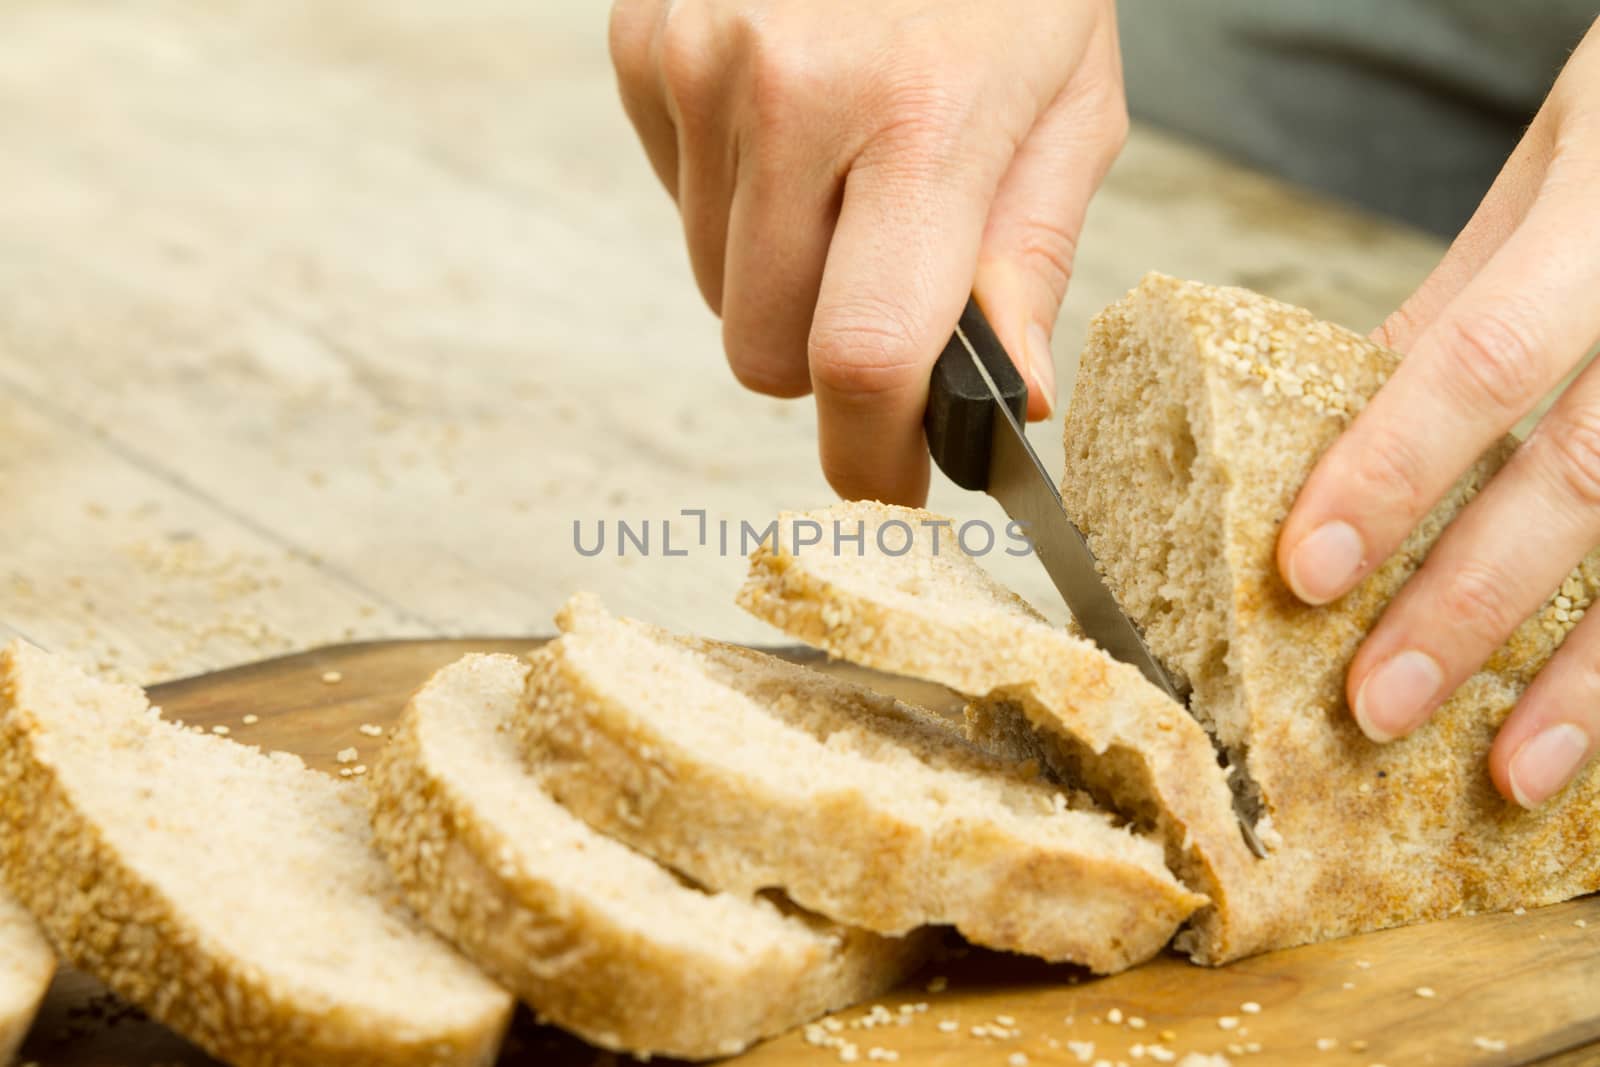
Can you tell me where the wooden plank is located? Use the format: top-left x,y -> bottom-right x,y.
0,0 -> 1448,680
0,390 -> 414,683
16,640 -> 1599,1066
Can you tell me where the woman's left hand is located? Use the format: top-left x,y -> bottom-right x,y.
1276,17 -> 1600,809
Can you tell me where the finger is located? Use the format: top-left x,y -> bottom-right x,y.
1369,114 -> 1554,353
1490,595 -> 1600,808
720,148 -> 839,398
1278,159 -> 1600,607
1344,349 -> 1600,743
809,116 -> 1019,504
972,14 -> 1125,420
609,0 -> 678,196
657,4 -> 738,312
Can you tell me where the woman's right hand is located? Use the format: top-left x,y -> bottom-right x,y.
610,0 -> 1128,504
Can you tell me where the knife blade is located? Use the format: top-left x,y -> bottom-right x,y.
924,296 -> 1267,859
924,296 -> 1182,701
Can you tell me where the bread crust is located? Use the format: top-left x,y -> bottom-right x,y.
0,641 -> 511,1067
520,597 -> 1202,974
369,652 -> 928,1061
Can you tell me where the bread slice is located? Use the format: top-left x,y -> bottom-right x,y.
0,893 -> 52,1062
736,500 -> 1258,962
519,594 -> 1203,974
1060,272 -> 1600,959
369,652 -> 929,1061
0,640 -> 513,1067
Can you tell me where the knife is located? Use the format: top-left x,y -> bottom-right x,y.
924,296 -> 1267,858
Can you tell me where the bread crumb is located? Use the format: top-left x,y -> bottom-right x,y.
1414,987 -> 1435,998
1218,1016 -> 1239,1030
937,1020 -> 958,1033
1315,1037 -> 1336,1051
1147,1047 -> 1176,1063
1575,919 -> 1588,928
241,714 -> 260,725
1066,1039 -> 1095,1062
1129,1016 -> 1147,1029
358,723 -> 384,737
321,670 -> 343,684
1008,1054 -> 1028,1067
1108,1008 -> 1123,1024
996,1015 -> 1016,1027
353,765 -> 368,776
1513,906 -> 1527,916
210,725 -> 229,735
1240,1002 -> 1260,1014
335,747 -> 359,764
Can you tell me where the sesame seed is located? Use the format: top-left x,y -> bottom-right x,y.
1240,1002 -> 1261,1014
358,723 -> 384,737
1008,1054 -> 1028,1067
1472,1036 -> 1507,1052
937,1020 -> 957,1033
321,670 -> 343,684
1218,1016 -> 1239,1030
241,714 -> 260,725
1108,1009 -> 1123,1024
1513,907 -> 1527,916
210,725 -> 229,735
1414,987 -> 1435,998
335,747 -> 358,764
1128,1016 -> 1146,1029
1575,919 -> 1588,928
1316,1037 -> 1337,1051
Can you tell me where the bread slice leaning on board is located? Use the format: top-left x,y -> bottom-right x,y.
740,273 -> 1600,965
0,640 -> 513,1067
520,594 -> 1204,973
368,651 -> 932,1061
0,894 -> 53,1064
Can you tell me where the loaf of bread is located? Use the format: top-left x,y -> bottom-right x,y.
0,640 -> 513,1066
1060,272 -> 1600,960
519,593 -> 1202,974
0,893 -> 52,1062
369,651 -> 930,1060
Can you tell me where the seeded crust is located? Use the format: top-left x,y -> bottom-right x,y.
369,652 -> 930,1061
519,595 -> 1203,974
0,893 -> 52,1062
0,641 -> 512,1067
1060,273 -> 1600,960
736,500 -> 1259,962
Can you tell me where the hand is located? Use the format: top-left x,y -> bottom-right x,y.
609,0 -> 1127,503
1276,18 -> 1600,808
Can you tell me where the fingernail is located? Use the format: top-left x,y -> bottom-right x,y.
1025,322 -> 1056,417
1508,723 -> 1591,809
1286,520 -> 1366,604
1353,649 -> 1443,742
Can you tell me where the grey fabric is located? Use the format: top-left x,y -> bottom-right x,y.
1119,2 -> 1597,235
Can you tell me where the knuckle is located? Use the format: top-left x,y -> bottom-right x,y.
808,303 -> 928,398
658,6 -> 715,109
1542,408 -> 1600,509
1372,302 -> 1424,353
1009,217 -> 1080,304
1343,425 -> 1431,517
1438,302 -> 1547,412
1434,559 -> 1523,645
607,0 -> 655,83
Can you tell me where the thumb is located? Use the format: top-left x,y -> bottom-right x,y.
973,36 -> 1126,420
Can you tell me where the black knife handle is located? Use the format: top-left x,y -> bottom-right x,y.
924,297 -> 1029,490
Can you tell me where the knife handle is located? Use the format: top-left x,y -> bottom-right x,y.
924,297 -> 1029,491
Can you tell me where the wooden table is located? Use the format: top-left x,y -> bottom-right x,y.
0,0 -> 1447,686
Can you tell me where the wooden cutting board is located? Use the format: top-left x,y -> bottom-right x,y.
16,640 -> 1600,1067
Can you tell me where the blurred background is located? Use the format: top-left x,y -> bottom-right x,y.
1,0 -> 1582,683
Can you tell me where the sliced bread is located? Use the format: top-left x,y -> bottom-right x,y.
369,652 -> 930,1061
518,594 -> 1204,974
736,500 -> 1259,962
1059,273 -> 1600,959
0,893 -> 52,1063
0,640 -> 513,1067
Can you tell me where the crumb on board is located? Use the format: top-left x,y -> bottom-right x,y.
321,670 -> 343,684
